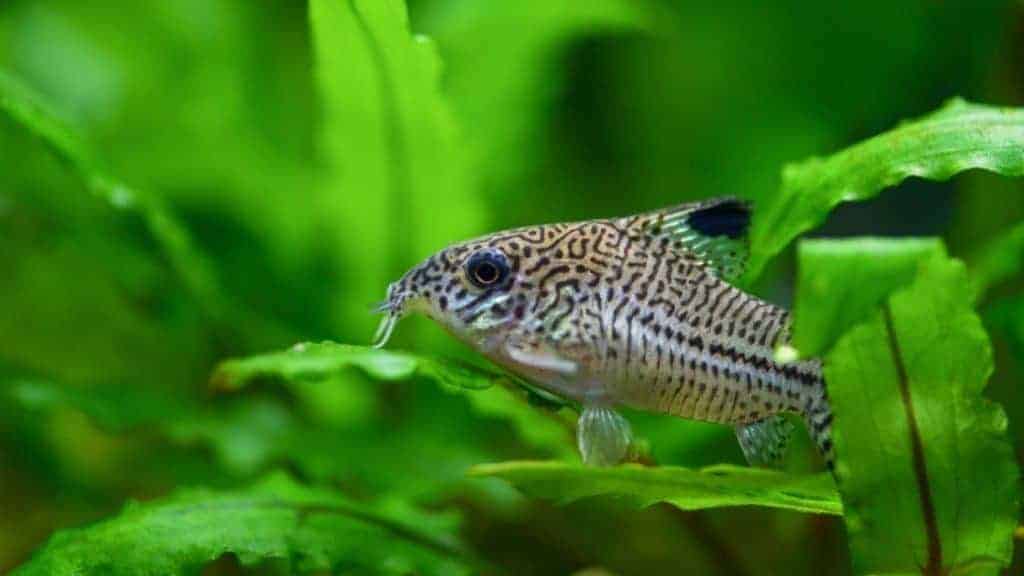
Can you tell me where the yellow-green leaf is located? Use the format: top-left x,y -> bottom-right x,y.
471,461 -> 841,516
745,99 -> 1024,282
794,241 -> 1019,574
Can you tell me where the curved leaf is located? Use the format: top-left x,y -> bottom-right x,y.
1,379 -> 190,433
792,238 -> 943,358
745,99 -> 1024,282
212,342 -> 576,458
967,221 -> 1024,302
13,473 -> 469,576
471,461 -> 841,516
213,342 -> 500,392
311,0 -> 485,338
794,241 -> 1019,574
0,70 -> 291,349
423,0 -> 652,192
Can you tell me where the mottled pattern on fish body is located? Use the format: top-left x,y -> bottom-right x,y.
376,198 -> 834,470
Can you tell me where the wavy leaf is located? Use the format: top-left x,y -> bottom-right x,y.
793,240 -> 1019,574
212,342 -> 576,459
967,221 -> 1024,302
471,461 -> 841,516
13,473 -> 469,576
0,72 -> 220,321
213,342 -> 500,392
311,0 -> 485,339
791,238 -> 942,358
744,99 -> 1024,282
0,70 -> 291,350
423,0 -> 651,193
0,379 -> 189,433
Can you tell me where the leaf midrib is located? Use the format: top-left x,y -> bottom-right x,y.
882,302 -> 943,575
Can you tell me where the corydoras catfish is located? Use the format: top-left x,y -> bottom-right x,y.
372,198 -> 834,470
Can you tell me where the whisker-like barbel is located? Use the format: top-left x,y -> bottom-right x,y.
372,314 -> 397,348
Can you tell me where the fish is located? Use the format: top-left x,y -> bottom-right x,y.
373,197 -> 834,470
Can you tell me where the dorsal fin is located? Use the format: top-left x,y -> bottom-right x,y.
632,197 -> 751,281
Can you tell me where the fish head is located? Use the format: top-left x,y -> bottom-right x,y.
372,227 -> 550,349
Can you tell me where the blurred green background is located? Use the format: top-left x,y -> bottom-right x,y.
1,0 -> 1022,573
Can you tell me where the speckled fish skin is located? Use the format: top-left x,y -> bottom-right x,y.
377,198 -> 834,470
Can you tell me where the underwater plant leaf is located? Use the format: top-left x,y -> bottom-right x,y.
0,72 -> 223,324
791,238 -> 943,358
967,220 -> 1024,302
793,241 -> 1019,574
422,0 -> 651,194
310,0 -> 485,338
13,473 -> 469,576
212,342 -> 576,458
0,70 -> 292,352
471,461 -> 841,516
744,99 -> 1024,282
0,379 -> 190,433
213,342 -> 504,392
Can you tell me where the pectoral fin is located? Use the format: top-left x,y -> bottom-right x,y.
735,415 -> 794,469
505,340 -> 578,376
577,404 -> 633,466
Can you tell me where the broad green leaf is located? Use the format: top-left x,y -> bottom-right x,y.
0,70 -> 291,350
13,473 -> 470,576
213,342 -> 499,391
423,0 -> 651,193
815,249 -> 1018,574
471,461 -> 841,516
745,99 -> 1024,282
0,71 -> 221,323
967,221 -> 1024,301
1,349 -> 574,496
0,380 -> 190,432
792,238 -> 943,358
212,342 -> 576,459
311,0 -> 484,339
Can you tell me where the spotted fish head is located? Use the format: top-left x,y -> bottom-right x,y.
372,230 -> 543,348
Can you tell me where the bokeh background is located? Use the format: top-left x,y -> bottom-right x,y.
2,0 -> 1023,573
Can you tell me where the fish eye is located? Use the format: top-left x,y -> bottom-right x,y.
465,250 -> 509,288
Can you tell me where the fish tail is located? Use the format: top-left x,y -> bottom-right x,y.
802,383 -> 836,473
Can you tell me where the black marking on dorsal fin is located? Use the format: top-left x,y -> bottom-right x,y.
686,198 -> 750,239
632,197 -> 752,281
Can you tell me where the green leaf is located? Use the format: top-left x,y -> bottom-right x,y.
1,346 -> 575,496
745,99 -> 1024,282
1,379 -> 190,432
310,0 -> 485,338
471,461 -> 841,516
967,221 -> 1024,302
212,342 -> 576,459
792,238 -> 943,358
795,242 -> 1019,574
0,70 -> 292,350
423,0 -> 651,192
0,72 -> 217,321
13,473 -> 470,576
213,342 -> 499,392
